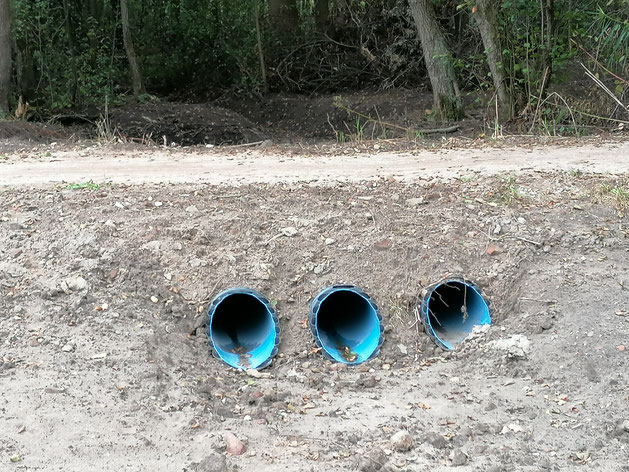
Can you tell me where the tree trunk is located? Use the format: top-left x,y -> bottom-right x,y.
475,0 -> 513,119
0,0 -> 11,116
62,0 -> 79,104
314,0 -> 329,31
254,0 -> 268,94
120,0 -> 145,98
409,0 -> 463,121
538,0 -> 554,101
269,0 -> 299,35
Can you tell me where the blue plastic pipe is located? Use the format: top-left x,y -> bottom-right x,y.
420,278 -> 490,350
206,287 -> 280,370
309,285 -> 384,364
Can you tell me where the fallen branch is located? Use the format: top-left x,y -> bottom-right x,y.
581,62 -> 629,118
571,39 -> 629,86
417,125 -> 460,135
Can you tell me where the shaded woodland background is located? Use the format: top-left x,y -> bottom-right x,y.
0,0 -> 627,135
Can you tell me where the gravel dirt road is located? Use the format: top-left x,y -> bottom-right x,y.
1,140 -> 628,185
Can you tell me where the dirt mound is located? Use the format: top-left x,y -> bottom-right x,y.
1,168 -> 629,470
224,89 -> 439,140
111,102 -> 268,146
0,121 -> 70,149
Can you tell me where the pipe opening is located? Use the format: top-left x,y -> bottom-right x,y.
208,290 -> 278,370
311,287 -> 382,364
423,280 -> 490,350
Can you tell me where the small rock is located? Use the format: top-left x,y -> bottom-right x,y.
61,342 -> 75,352
397,344 -> 407,355
539,316 -> 553,331
390,430 -> 413,452
406,197 -> 426,206
489,335 -> 531,359
224,432 -> 246,455
486,244 -> 504,256
150,296 -> 159,303
424,432 -> 447,449
144,241 -> 161,251
374,239 -> 393,251
357,447 -> 387,472
280,226 -> 298,237
186,205 -> 200,214
324,238 -> 336,245
358,375 -> 377,388
10,248 -> 22,259
66,276 -> 88,292
59,280 -> 71,294
449,450 -> 468,466
192,453 -> 228,472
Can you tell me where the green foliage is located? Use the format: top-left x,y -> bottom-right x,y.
5,0 -> 628,118
587,6 -> 629,75
135,0 -> 261,94
65,180 -> 101,190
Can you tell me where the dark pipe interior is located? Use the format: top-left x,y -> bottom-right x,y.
317,291 -> 372,349
428,281 -> 481,343
210,294 -> 270,353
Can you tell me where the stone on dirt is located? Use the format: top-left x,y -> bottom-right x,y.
406,197 -> 426,206
223,432 -> 246,455
280,226 -> 298,237
449,450 -> 468,466
489,335 -> 531,358
65,276 -> 88,292
356,447 -> 388,472
390,429 -> 413,452
190,453 -> 228,472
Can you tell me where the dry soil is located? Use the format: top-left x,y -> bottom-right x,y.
1,139 -> 629,472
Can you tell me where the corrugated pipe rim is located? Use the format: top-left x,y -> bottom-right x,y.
207,287 -> 280,370
309,284 -> 384,364
420,276 -> 491,350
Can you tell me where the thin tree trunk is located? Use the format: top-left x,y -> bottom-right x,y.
0,0 -> 11,116
475,0 -> 513,119
254,0 -> 268,94
62,0 -> 79,104
538,0 -> 554,102
409,0 -> 463,121
120,0 -> 145,98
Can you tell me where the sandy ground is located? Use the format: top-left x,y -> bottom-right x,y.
1,140 -> 629,472
1,140 -> 629,186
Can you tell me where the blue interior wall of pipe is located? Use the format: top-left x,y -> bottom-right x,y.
310,286 -> 382,364
208,289 -> 278,370
423,280 -> 490,350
